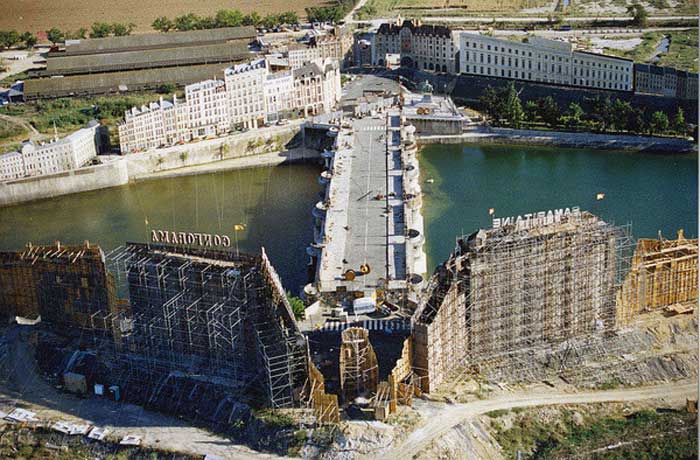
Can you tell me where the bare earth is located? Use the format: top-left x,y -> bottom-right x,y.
0,0 -> 329,34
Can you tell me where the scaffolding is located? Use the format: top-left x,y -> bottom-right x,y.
411,212 -> 635,392
95,242 -> 309,411
339,327 -> 378,403
617,229 -> 698,326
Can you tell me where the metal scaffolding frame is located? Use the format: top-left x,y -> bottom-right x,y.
339,327 -> 379,403
93,242 -> 309,410
412,212 -> 635,392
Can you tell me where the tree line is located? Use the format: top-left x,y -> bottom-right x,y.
306,0 -> 357,23
151,10 -> 300,32
479,83 -> 691,138
0,31 -> 37,50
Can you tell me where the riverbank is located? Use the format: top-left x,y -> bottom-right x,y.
0,122 -> 308,207
134,147 -> 320,182
418,126 -> 696,153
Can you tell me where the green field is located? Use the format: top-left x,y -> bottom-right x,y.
604,29 -> 698,72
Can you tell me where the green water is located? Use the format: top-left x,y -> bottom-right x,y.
420,144 -> 698,272
0,164 -> 322,292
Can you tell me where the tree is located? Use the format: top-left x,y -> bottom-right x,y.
215,9 -> 244,28
648,111 -> 669,135
20,32 -> 37,48
587,95 -> 614,132
536,96 -> 560,127
672,107 -> 686,134
524,100 -> 538,123
611,99 -> 633,131
65,28 -> 88,39
242,12 -> 262,26
625,107 -> 646,134
0,31 -> 21,49
46,27 -> 64,45
279,11 -> 299,25
157,83 -> 176,94
627,3 -> 648,27
152,16 -> 174,32
174,13 -> 202,31
502,82 -> 524,128
90,22 -> 112,38
562,102 -> 584,129
111,23 -> 135,36
286,293 -> 305,320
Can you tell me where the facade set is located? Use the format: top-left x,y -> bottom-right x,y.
0,121 -> 101,181
118,57 -> 341,153
459,33 -> 633,91
373,20 -> 457,73
412,210 -> 631,392
634,63 -> 699,100
288,28 -> 353,69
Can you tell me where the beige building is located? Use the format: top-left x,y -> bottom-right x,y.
459,33 -> 633,91
119,57 -> 341,153
0,122 -> 101,181
288,27 -> 352,69
374,19 -> 457,73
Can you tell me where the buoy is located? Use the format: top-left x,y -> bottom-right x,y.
344,270 -> 356,281
360,264 -> 371,274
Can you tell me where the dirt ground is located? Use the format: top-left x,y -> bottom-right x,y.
0,0 -> 330,35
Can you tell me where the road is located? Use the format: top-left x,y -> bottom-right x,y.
380,381 -> 698,460
344,0 -> 370,23
348,15 -> 698,25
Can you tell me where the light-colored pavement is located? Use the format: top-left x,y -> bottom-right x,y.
344,0 -> 371,23
380,381 -> 698,460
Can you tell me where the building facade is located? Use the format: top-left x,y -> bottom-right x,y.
412,210 -> 627,392
634,63 -> 699,100
374,19 -> 457,73
288,27 -> 352,69
119,57 -> 341,153
0,121 -> 101,181
459,33 -> 633,91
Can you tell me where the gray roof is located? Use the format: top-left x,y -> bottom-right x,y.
44,42 -> 252,75
60,26 -> 257,56
24,63 -> 234,99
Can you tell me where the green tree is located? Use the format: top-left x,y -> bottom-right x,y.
524,100 -> 538,123
648,111 -> 669,135
587,95 -> 614,132
111,23 -> 135,36
20,32 -> 37,48
157,83 -> 176,94
611,99 -> 633,131
479,86 -> 505,123
242,12 -> 262,26
0,31 -> 21,49
152,16 -> 174,32
672,107 -> 686,134
627,3 -> 648,27
625,107 -> 646,134
562,102 -> 583,129
174,13 -> 202,31
536,96 -> 560,127
215,10 -> 244,28
65,28 -> 88,39
286,293 -> 305,320
279,11 -> 299,24
90,22 -> 112,38
502,82 -> 524,128
46,27 -> 64,45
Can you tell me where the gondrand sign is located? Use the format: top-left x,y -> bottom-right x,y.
493,207 -> 582,230
150,230 -> 232,248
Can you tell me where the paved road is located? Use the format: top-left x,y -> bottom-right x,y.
379,381 -> 698,460
348,15 -> 698,24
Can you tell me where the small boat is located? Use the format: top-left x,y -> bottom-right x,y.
425,178 -> 435,184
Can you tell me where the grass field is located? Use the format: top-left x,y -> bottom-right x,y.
0,0 -> 330,34
604,29 -> 698,72
356,0 -> 551,18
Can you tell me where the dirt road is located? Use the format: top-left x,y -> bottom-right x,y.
381,381 -> 697,460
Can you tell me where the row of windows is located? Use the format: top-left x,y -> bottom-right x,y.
463,65 -> 630,90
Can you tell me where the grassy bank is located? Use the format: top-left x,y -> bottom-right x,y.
488,406 -> 697,459
605,29 -> 698,72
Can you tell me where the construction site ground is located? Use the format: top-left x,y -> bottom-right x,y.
0,325 -> 289,460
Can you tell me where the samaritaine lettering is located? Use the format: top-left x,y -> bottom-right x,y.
492,207 -> 581,230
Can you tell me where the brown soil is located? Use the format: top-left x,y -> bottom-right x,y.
0,0 -> 330,35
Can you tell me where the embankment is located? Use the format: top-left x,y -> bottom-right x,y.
419,127 -> 696,153
0,123 -> 316,207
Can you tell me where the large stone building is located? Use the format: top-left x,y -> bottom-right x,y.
0,121 -> 102,181
634,63 -> 699,100
373,19 -> 457,73
459,33 -> 633,91
288,27 -> 353,69
118,57 -> 341,153
412,209 -> 628,392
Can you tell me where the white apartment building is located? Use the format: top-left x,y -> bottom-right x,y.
119,57 -> 341,153
293,59 -> 342,117
288,27 -> 353,69
264,70 -> 294,121
186,80 -> 229,138
459,33 -> 633,91
373,19 -> 457,73
0,122 -> 100,181
225,59 -> 268,129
